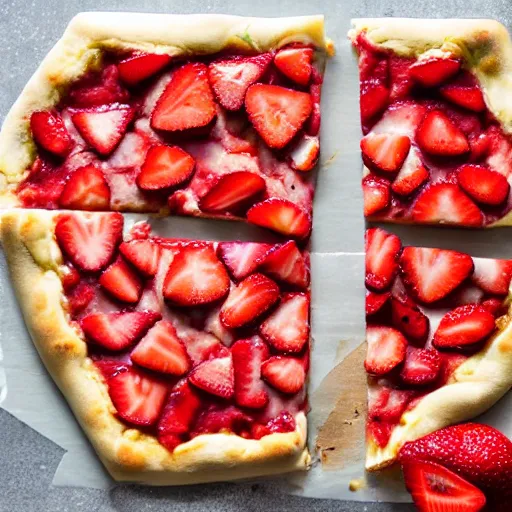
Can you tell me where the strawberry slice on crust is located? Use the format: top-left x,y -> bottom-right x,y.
408,57 -> 461,87
81,311 -> 161,351
99,257 -> 143,303
365,325 -> 408,376
118,53 -> 172,85
391,149 -> 429,196
59,165 -> 110,211
55,212 -> 123,272
361,133 -> 411,173
440,83 -> 486,112
365,227 -> 401,292
119,239 -> 161,277
261,356 -> 306,394
457,164 -> 510,206
391,294 -> 430,345
400,347 -> 442,386
366,290 -> 391,316
362,174 -> 390,217
163,245 -> 230,306
217,242 -> 272,281
245,84 -> 312,149
67,282 -> 95,315
208,53 -> 272,111
288,134 -> 320,172
158,380 -> 201,436
472,258 -> 512,295
274,47 -> 314,86
188,355 -> 235,399
360,82 -> 389,124
30,110 -> 72,157
151,62 -> 216,132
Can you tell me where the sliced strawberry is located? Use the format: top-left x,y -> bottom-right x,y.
411,183 -> 483,227
220,273 -> 280,329
472,258 -> 512,295
409,57 -> 461,87
119,239 -> 161,277
457,164 -> 510,206
59,165 -> 110,210
274,47 -> 314,86
261,356 -> 305,394
259,293 -> 309,353
416,110 -> 469,156
361,133 -> 411,173
99,257 -> 143,303
107,367 -> 167,426
258,241 -> 309,289
245,84 -> 312,149
71,105 -> 134,155
118,53 -> 172,85
55,212 -> 123,272
439,353 -> 469,384
151,62 -> 216,131
440,83 -> 486,112
232,337 -> 269,409
188,355 -> 234,399
192,405 -> 252,437
366,290 -> 390,316
391,150 -> 429,196
60,263 -> 81,292
391,294 -> 430,345
81,311 -> 161,351
360,82 -> 389,123
246,198 -> 312,239
399,247 -> 474,303
30,110 -> 72,157
400,348 -> 442,386
365,325 -> 408,376
67,282 -> 95,315
198,171 -> 266,213
288,134 -> 320,172
136,145 -> 195,190
365,227 -> 401,292
469,132 -> 491,162
433,304 -> 496,349
481,297 -> 506,316
402,460 -> 486,512
217,241 -> 272,281
131,320 -> 190,376
163,245 -> 230,306
362,174 -> 391,217
208,53 -> 272,111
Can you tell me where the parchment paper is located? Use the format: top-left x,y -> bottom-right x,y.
1,20 -> 512,503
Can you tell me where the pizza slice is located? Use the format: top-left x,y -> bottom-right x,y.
0,209 -> 311,484
364,227 -> 512,470
0,13 -> 332,239
350,18 -> 512,228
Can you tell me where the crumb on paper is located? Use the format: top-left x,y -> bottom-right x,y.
322,151 -> 339,168
349,477 -> 366,492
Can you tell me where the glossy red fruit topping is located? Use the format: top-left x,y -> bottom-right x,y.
198,171 -> 266,213
274,47 -> 314,86
163,245 -> 230,306
365,227 -> 401,292
361,133 -> 411,173
119,239 -> 161,277
71,105 -> 134,155
55,212 -> 123,272
258,240 -> 309,289
288,134 -> 320,172
416,110 -> 469,156
59,165 -> 110,210
362,174 -> 390,216
472,258 -> 512,295
60,263 -> 81,291
192,405 -> 252,437
409,57 -> 461,87
99,257 -> 143,303
188,355 -> 234,399
399,247 -> 474,304
433,304 -> 496,349
261,356 -> 305,394
440,83 -> 486,112
231,337 -> 269,409
259,293 -> 309,353
391,294 -> 430,345
137,145 -> 195,190
107,367 -> 168,426
208,53 -> 272,111
151,62 -> 216,131
400,348 -> 442,386
220,273 -> 280,329
131,320 -> 190,376
411,183 -> 483,227
401,460 -> 486,512
245,84 -> 312,149
365,325 -> 408,376
457,164 -> 510,206
360,82 -> 389,123
366,290 -> 391,316
118,52 -> 172,85
391,150 -> 429,196
81,311 -> 161,351
30,110 -> 72,156
247,198 -> 312,239
67,281 -> 95,315
217,242 -> 271,281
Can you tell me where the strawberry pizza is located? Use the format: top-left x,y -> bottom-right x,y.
350,19 -> 512,228
0,12 -> 332,239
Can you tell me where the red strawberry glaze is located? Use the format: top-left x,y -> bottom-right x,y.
18,47 -> 325,239
56,217 -> 311,451
354,33 -> 512,227
364,228 -> 512,448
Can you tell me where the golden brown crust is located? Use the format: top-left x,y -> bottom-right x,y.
0,209 -> 309,484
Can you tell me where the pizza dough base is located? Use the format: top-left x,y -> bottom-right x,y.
0,208 -> 309,484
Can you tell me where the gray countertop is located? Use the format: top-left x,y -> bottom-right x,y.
1,0 -> 511,511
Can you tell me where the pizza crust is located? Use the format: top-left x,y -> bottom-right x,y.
0,209 -> 309,484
